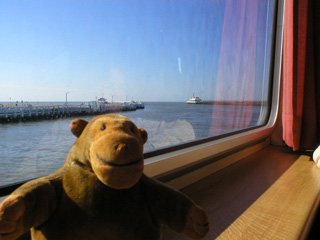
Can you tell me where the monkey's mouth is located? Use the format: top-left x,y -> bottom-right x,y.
96,154 -> 143,167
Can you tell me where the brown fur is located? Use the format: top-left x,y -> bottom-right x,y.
0,114 -> 209,240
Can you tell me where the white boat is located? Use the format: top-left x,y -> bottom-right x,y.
187,93 -> 202,104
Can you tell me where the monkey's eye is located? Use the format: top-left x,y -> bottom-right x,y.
130,126 -> 135,134
101,124 -> 106,131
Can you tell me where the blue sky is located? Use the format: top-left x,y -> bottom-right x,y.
0,0 -> 273,102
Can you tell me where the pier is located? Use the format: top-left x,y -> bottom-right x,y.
0,101 -> 144,123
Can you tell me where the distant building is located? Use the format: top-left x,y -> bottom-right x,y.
98,97 -> 107,102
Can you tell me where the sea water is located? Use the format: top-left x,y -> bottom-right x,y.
0,102 -> 261,186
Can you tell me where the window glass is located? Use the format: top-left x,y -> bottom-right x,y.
0,0 -> 276,187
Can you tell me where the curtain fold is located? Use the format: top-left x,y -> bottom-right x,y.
210,0 -> 259,136
282,0 -> 319,150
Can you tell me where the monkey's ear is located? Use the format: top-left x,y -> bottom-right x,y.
70,119 -> 88,138
139,128 -> 148,144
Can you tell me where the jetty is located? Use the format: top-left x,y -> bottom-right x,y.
0,101 -> 144,123
187,100 -> 267,106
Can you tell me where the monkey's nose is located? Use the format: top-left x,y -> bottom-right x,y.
115,143 -> 128,152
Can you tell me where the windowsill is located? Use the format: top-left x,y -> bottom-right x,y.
162,145 -> 319,239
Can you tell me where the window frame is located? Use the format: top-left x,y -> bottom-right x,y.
0,0 -> 284,196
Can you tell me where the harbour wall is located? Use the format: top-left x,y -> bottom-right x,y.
0,101 -> 144,123
200,100 -> 266,106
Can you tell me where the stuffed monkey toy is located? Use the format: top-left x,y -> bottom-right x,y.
0,114 -> 209,240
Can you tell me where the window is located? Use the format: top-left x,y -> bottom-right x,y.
0,0 -> 281,188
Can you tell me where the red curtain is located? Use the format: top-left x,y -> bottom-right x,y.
282,0 -> 320,150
